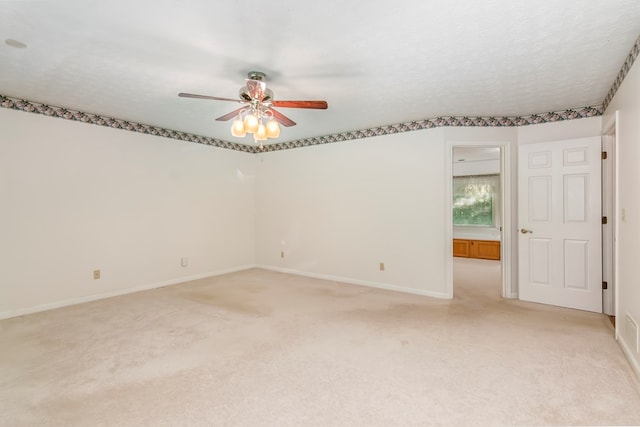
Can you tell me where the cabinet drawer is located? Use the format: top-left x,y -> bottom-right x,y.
453,239 -> 500,260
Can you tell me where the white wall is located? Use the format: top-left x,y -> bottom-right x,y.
255,121 -> 603,300
0,102 -> 614,319
517,116 -> 603,144
603,57 -> 640,377
0,108 -> 256,318
255,128 -> 450,298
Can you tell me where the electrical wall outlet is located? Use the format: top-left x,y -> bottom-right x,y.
281,251 -> 285,258
93,269 -> 101,280
181,257 -> 189,267
379,262 -> 385,271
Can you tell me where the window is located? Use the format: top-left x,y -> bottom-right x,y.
453,174 -> 500,226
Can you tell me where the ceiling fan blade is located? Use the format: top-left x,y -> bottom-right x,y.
179,93 -> 243,103
271,100 -> 328,109
215,107 -> 246,122
268,108 -> 297,127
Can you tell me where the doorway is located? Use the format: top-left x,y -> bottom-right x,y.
446,142 -> 512,299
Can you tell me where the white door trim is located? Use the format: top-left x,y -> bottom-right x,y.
445,140 -> 513,299
602,111 -> 620,329
602,133 -> 615,316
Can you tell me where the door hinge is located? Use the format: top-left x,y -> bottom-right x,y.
602,151 -> 608,160
602,216 -> 608,225
602,281 -> 608,290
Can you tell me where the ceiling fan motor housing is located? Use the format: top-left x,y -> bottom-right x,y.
239,72 -> 271,102
247,71 -> 266,81
239,86 -> 273,102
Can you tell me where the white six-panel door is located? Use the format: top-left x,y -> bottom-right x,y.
518,137 -> 602,313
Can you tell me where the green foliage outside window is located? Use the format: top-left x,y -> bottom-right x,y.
453,175 -> 499,226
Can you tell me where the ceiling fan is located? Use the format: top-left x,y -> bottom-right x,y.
179,71 -> 328,146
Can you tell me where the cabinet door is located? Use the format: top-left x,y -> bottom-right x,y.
474,240 -> 500,260
453,239 -> 471,257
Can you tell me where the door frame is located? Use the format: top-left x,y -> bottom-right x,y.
602,111 -> 620,324
445,140 -> 513,298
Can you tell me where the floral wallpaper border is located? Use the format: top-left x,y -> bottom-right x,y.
603,33 -> 640,111
0,96 -> 254,153
1,33 -> 637,154
260,106 -> 604,152
0,94 -> 604,154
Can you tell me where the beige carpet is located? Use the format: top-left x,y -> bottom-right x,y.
1,263 -> 639,426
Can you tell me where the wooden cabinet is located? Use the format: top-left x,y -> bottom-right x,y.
453,239 -> 472,257
453,239 -> 500,260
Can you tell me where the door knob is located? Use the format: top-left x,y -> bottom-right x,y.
520,228 -> 533,234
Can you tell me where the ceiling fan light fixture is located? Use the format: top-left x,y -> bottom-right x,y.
180,71 -> 327,147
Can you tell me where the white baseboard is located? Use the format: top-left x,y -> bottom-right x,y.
0,264 -> 256,320
618,334 -> 640,381
2,264 -> 451,320
257,265 -> 451,299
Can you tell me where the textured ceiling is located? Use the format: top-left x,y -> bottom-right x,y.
1,1 -> 640,145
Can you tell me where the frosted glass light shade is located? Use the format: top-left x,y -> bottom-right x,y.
265,119 -> 280,138
231,119 -> 246,137
244,114 -> 259,133
255,123 -> 267,141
